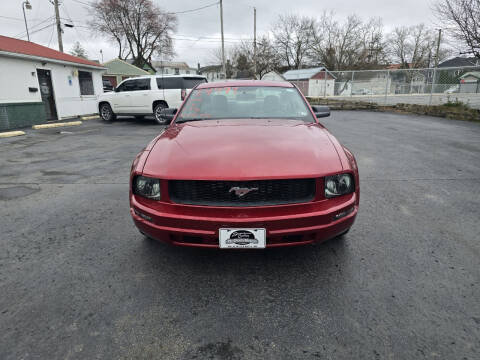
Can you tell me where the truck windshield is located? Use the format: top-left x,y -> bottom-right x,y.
176,86 -> 315,123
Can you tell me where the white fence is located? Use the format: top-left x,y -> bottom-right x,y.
293,66 -> 480,109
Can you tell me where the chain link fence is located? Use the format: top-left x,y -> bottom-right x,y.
294,66 -> 480,109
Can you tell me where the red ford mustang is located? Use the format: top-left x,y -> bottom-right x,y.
130,81 -> 359,249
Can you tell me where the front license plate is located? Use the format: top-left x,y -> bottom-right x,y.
219,228 -> 266,249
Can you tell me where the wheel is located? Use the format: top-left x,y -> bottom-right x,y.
135,115 -> 145,120
153,102 -> 167,125
99,103 -> 116,122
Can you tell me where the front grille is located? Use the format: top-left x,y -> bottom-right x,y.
168,179 -> 316,206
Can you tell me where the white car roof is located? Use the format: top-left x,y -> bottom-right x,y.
124,74 -> 206,81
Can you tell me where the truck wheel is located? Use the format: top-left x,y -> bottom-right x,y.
153,103 -> 167,125
100,103 -> 116,122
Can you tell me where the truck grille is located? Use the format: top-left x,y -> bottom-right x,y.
168,179 -> 316,206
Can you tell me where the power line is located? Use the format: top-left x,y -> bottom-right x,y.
70,0 -> 93,7
14,16 -> 55,38
167,1 -> 219,15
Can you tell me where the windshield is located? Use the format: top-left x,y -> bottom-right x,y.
176,86 -> 315,123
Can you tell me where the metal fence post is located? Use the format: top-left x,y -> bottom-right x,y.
429,67 -> 437,106
350,71 -> 354,97
323,70 -> 327,98
384,70 -> 390,105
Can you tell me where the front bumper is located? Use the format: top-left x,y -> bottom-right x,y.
130,193 -> 358,248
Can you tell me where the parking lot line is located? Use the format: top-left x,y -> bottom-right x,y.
0,130 -> 26,138
32,121 -> 82,129
80,115 -> 100,121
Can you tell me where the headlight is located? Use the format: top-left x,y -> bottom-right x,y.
133,176 -> 160,200
325,173 -> 354,198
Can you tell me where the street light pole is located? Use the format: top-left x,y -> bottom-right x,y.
22,1 -> 32,41
253,7 -> 257,79
219,0 -> 226,78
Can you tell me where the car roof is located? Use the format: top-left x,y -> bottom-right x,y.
196,80 -> 294,89
122,74 -> 206,81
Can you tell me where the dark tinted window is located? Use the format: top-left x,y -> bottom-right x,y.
183,77 -> 207,89
79,71 -> 94,95
130,78 -> 151,91
157,77 -> 184,89
116,80 -> 135,92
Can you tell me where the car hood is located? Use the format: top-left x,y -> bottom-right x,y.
142,119 -> 343,180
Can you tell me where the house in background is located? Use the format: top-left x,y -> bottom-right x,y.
438,56 -> 480,68
102,58 -> 149,88
152,61 -> 196,75
198,65 -> 224,82
124,59 -> 156,74
261,71 -> 285,82
0,35 -> 105,131
283,67 -> 335,96
459,71 -> 480,93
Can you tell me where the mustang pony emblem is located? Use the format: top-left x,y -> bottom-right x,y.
229,186 -> 259,198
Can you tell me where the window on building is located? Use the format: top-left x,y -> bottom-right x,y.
164,69 -> 169,74
186,70 -> 190,74
175,68 -> 180,75
79,71 -> 94,95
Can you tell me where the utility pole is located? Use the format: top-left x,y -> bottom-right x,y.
253,7 -> 257,79
54,0 -> 63,52
219,0 -> 226,78
434,28 -> 442,67
22,1 -> 32,41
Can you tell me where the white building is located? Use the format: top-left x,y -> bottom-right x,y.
0,35 -> 105,131
261,71 -> 286,82
283,67 -> 335,97
151,60 -> 197,76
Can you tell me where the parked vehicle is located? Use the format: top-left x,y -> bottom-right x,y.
130,81 -> 359,249
97,75 -> 207,123
102,78 -> 114,92
443,84 -> 459,94
352,88 -> 373,95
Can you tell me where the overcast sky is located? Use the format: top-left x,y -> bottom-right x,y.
1,0 -> 436,67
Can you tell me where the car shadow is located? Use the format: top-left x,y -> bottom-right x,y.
113,116 -> 162,127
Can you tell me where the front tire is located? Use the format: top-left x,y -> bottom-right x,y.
100,103 -> 116,122
153,102 -> 167,125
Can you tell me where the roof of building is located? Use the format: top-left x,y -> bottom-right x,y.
459,71 -> 480,80
199,65 -> 223,73
102,58 -> 150,76
438,56 -> 480,68
283,67 -> 327,80
151,60 -> 193,69
125,59 -> 156,72
0,35 -> 103,68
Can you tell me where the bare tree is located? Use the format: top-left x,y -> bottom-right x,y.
69,41 -> 88,59
272,14 -> 315,69
388,24 -> 436,68
89,0 -> 177,68
434,0 -> 480,58
309,13 -> 387,70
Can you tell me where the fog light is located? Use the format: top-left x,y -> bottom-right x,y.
333,206 -> 354,221
134,208 -> 152,222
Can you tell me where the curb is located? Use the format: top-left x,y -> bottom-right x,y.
80,115 -> 100,121
0,130 -> 26,138
32,121 -> 82,130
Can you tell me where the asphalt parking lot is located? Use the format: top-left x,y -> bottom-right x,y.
1,112 -> 479,359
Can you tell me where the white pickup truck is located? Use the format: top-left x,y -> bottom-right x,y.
97,74 -> 207,124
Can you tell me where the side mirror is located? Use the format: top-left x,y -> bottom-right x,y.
114,87 -> 119,92
160,108 -> 177,121
311,105 -> 330,118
